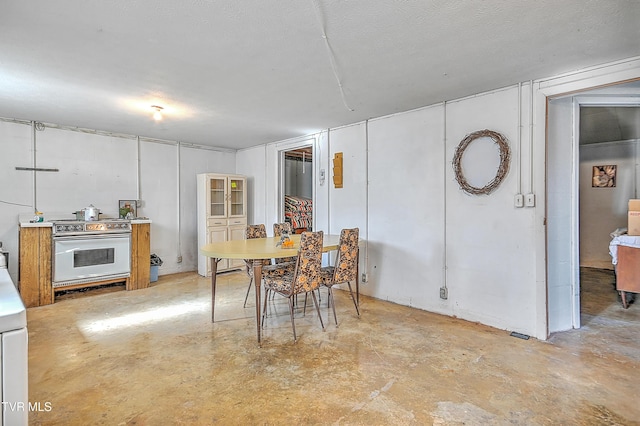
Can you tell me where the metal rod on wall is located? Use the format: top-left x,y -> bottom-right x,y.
31,121 -> 37,212
136,136 -> 142,203
176,143 -> 182,263
15,167 -> 59,172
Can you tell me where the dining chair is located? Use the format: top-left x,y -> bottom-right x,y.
319,227 -> 360,325
261,231 -> 326,341
273,222 -> 297,266
242,224 -> 272,308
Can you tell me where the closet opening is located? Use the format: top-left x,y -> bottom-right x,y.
281,145 -> 314,233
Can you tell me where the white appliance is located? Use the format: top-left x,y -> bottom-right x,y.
52,220 -> 131,288
0,256 -> 28,426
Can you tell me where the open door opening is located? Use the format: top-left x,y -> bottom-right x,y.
578,105 -> 640,318
282,146 -> 314,233
546,79 -> 640,335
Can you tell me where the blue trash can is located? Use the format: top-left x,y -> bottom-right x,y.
150,254 -> 163,282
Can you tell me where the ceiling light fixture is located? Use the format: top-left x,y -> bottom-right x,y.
151,105 -> 164,121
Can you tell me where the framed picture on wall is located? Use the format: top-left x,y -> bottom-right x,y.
119,200 -> 137,219
592,165 -> 616,188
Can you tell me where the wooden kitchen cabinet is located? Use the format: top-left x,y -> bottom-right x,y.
18,226 -> 53,307
127,222 -> 151,290
197,173 -> 247,276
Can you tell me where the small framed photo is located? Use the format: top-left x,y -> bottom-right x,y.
119,200 -> 137,219
592,165 -> 616,188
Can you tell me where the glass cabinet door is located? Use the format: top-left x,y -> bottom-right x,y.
228,178 -> 245,217
209,177 -> 227,218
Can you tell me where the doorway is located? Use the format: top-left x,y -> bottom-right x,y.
578,104 -> 640,323
546,79 -> 640,334
280,143 -> 315,233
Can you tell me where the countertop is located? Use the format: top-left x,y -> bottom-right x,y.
18,215 -> 152,227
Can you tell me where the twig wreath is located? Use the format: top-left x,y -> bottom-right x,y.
452,129 -> 510,195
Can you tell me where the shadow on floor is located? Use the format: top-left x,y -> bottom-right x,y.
580,267 -> 638,326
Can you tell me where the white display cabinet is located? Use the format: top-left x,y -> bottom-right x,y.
197,173 -> 247,276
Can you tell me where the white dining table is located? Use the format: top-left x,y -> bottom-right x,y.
199,233 -> 341,345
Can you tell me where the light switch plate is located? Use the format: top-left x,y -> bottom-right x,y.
514,194 -> 524,208
525,193 -> 536,207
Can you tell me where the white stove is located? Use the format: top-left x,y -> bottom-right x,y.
51,219 -> 132,288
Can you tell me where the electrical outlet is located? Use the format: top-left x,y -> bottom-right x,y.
177,256 -> 183,263
525,193 -> 536,207
440,286 -> 448,299
514,193 -> 524,208
361,273 -> 368,283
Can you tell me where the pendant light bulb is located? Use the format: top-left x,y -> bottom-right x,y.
151,105 -> 163,121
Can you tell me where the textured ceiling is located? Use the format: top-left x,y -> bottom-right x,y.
1,0 -> 639,150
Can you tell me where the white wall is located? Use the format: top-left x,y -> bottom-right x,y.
0,120 -> 236,283
445,87 -> 537,334
0,121 -> 33,281
579,140 -> 639,269
236,146 -> 267,226
327,123 -> 367,236
366,108 -> 445,308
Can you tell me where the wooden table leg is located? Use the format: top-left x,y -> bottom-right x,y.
620,291 -> 628,309
253,260 -> 263,346
211,258 -> 219,322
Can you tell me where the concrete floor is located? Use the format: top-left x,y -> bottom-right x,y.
26,267 -> 640,425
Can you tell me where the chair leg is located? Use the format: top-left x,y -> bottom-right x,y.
346,281 -> 360,316
288,297 -> 297,342
243,276 -> 254,308
327,286 -> 338,326
302,289 -> 321,314
310,290 -> 325,331
303,293 -> 308,316
261,288 -> 269,328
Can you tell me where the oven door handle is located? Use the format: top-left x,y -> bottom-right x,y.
53,233 -> 131,241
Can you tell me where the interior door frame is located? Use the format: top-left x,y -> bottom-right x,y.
571,95 -> 640,328
276,136 -> 317,226
533,62 -> 640,339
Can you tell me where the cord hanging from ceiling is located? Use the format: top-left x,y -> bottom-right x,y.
310,0 -> 355,112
